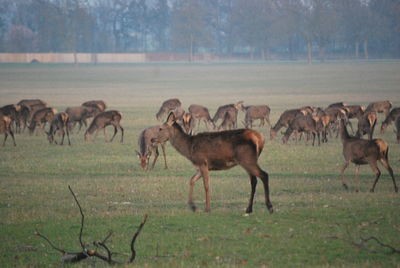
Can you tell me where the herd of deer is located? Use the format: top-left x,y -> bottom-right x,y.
0,97 -> 398,214
0,99 -> 124,146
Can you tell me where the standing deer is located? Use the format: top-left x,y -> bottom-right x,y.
339,119 -> 397,193
82,100 -> 107,112
212,101 -> 244,129
65,105 -> 99,133
46,112 -> 71,145
187,104 -> 215,132
0,104 -> 21,131
152,113 -> 273,214
356,112 -> 377,140
217,109 -> 236,131
135,126 -> 168,170
156,98 -> 181,121
365,100 -> 392,117
17,99 -> 47,109
282,114 -> 320,146
270,108 -> 303,140
84,110 -> 124,143
380,107 -> 400,133
28,108 -> 56,135
0,114 -> 16,146
241,105 -> 271,129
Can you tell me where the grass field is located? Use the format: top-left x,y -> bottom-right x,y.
0,62 -> 400,267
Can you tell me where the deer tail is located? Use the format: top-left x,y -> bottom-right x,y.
244,129 -> 265,156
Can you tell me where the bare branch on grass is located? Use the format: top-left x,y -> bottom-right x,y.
35,185 -> 148,264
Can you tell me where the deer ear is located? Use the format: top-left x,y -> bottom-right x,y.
135,150 -> 141,157
166,112 -> 176,126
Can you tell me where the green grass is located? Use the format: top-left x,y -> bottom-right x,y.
0,62 -> 400,267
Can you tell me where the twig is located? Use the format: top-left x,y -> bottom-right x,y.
129,214 -> 148,263
68,185 -> 85,251
361,236 -> 400,254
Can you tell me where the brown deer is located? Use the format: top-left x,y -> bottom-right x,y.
187,104 -> 215,132
46,112 -> 71,145
84,110 -> 124,143
0,104 -> 21,130
282,114 -> 320,146
356,112 -> 377,140
17,99 -> 47,109
218,109 -> 236,131
242,105 -> 271,129
365,100 -> 392,117
65,106 -> 98,133
0,114 -> 16,146
82,100 -> 107,112
152,113 -> 273,214
28,107 -> 56,135
156,98 -> 181,121
270,108 -> 303,140
212,101 -> 244,129
339,119 -> 397,193
380,107 -> 400,133
135,126 -> 168,170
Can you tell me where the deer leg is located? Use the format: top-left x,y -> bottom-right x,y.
245,175 -> 257,214
340,161 -> 350,190
66,127 -> 71,146
9,130 -> 16,146
354,165 -> 361,192
109,125 -> 117,142
160,142 -> 168,169
188,170 -> 202,212
199,165 -> 211,212
379,158 -> 398,193
3,133 -> 8,146
241,162 -> 273,213
150,147 -> 159,170
369,161 -> 381,193
119,124 -> 124,143
60,130 -> 65,145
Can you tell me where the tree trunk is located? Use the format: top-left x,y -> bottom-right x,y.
307,41 -> 312,64
355,41 -> 359,59
364,39 -> 369,60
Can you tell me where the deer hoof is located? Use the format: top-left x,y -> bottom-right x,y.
369,188 -> 375,193
342,184 -> 348,190
267,205 -> 274,214
188,202 -> 196,212
395,187 -> 399,193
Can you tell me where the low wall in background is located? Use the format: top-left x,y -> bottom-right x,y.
0,53 -> 217,63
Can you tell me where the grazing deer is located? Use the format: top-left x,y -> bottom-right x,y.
218,109 -> 236,131
282,114 -> 320,146
84,110 -> 124,143
156,98 -> 181,121
65,106 -> 98,133
136,126 -> 168,170
339,119 -> 397,193
187,104 -> 215,132
212,101 -> 244,129
356,112 -> 377,140
28,108 -> 56,135
46,112 -> 71,145
152,113 -> 273,214
380,107 -> 400,133
82,100 -> 107,112
0,104 -> 21,131
366,100 -> 392,117
27,103 -> 48,122
0,114 -> 16,146
242,105 -> 271,129
17,99 -> 47,109
270,108 -> 303,140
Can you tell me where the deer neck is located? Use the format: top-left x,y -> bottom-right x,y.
339,120 -> 351,142
169,123 -> 192,159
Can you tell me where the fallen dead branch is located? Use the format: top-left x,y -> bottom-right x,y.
35,185 -> 148,264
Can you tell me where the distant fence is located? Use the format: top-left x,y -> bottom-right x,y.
0,53 -> 218,63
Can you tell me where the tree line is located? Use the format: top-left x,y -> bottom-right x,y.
1,0 -> 399,61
